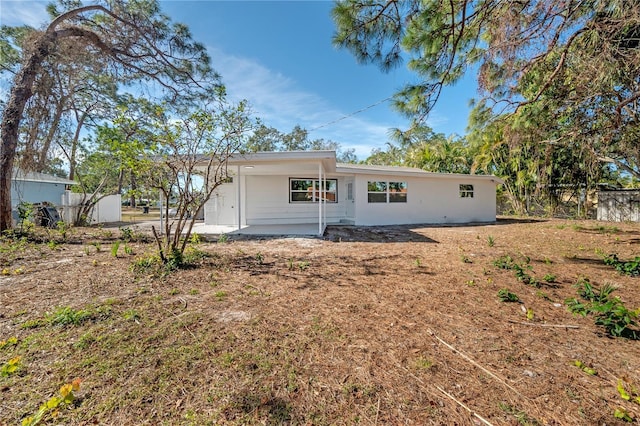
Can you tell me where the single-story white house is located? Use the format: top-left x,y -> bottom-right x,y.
202,151 -> 503,235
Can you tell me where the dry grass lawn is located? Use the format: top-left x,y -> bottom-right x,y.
0,218 -> 639,425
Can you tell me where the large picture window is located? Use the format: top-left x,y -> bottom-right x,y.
290,178 -> 337,203
368,181 -> 407,203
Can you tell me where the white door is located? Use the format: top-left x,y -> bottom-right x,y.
212,182 -> 237,225
345,179 -> 355,220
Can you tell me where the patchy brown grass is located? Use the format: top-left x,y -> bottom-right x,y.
1,218 -> 639,425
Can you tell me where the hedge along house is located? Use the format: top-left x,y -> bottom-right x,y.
200,151 -> 504,236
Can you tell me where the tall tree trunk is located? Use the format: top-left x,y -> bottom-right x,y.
68,109 -> 87,181
0,4 -> 105,231
0,35 -> 53,231
130,170 -> 136,208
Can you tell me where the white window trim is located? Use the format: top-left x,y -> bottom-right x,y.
367,181 -> 408,203
289,178 -> 338,203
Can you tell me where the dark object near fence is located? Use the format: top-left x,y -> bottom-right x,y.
35,204 -> 61,228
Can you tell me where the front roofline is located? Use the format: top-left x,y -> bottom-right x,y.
227,150 -> 337,172
335,164 -> 504,185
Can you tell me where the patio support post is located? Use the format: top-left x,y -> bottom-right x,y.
318,162 -> 322,235
323,168 -> 326,230
237,165 -> 241,232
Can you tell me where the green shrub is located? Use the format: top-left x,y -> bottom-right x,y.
566,278 -> 639,339
603,254 -> 640,276
498,289 -> 520,303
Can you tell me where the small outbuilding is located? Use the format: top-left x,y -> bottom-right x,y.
202,151 -> 503,235
597,189 -> 640,222
10,170 -> 75,221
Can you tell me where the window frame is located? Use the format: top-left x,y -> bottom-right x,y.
459,184 -> 474,198
367,180 -> 407,203
289,178 -> 338,203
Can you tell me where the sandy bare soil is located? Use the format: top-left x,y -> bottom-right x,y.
0,218 -> 639,425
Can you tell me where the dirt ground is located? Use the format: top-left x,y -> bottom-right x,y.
0,218 -> 639,425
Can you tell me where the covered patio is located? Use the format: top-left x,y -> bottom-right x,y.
203,151 -> 337,236
190,222 -> 323,236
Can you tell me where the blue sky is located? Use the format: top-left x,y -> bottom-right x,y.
1,0 -> 478,159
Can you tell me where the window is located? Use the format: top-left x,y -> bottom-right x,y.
347,182 -> 353,201
460,184 -> 474,198
368,181 -> 407,203
290,178 -> 337,203
389,181 -> 408,203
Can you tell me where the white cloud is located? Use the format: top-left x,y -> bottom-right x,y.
1,1 -> 50,28
208,47 -> 407,159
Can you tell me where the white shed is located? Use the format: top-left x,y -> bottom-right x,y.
597,189 -> 640,222
202,151 -> 503,235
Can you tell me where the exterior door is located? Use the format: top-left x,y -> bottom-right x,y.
345,178 -> 355,220
212,181 -> 237,225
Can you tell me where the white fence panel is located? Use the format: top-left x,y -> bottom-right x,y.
61,191 -> 122,224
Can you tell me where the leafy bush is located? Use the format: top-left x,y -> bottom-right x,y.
493,255 -> 515,269
603,254 -> 640,276
566,278 -> 639,339
498,289 -> 520,303
46,307 -> 94,327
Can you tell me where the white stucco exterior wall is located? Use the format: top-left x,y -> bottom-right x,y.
352,174 -> 498,226
244,175 -> 347,225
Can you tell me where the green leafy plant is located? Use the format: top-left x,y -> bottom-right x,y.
217,233 -> 228,244
493,255 -> 515,269
21,379 -> 81,426
189,232 -> 203,244
120,226 -> 133,242
298,261 -> 310,271
0,336 -> 18,349
573,360 -> 597,375
46,306 -> 94,327
543,274 -> 556,283
566,278 -> 639,338
130,253 -> 162,274
526,308 -> 534,321
56,221 -> 70,241
487,235 -> 495,247
498,289 -> 520,303
413,356 -> 433,370
614,407 -> 634,422
111,240 -> 121,257
255,252 -> 264,264
617,379 -> 640,405
603,254 -> 640,276
1,356 -> 21,376
17,202 -> 35,233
